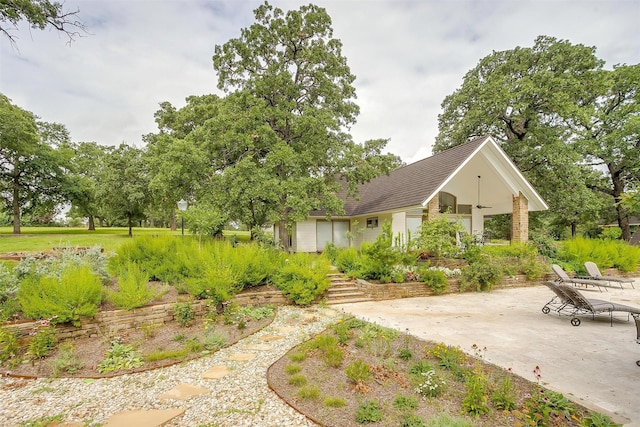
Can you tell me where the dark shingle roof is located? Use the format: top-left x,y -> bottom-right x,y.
312,135 -> 488,217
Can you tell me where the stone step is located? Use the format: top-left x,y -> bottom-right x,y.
327,284 -> 359,291
327,291 -> 367,299
325,296 -> 373,305
327,287 -> 361,295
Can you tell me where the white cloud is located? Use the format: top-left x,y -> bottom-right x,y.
1,0 -> 638,161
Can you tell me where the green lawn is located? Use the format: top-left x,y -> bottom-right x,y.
0,227 -> 251,254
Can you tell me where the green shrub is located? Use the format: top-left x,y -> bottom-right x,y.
273,254 -> 331,305
0,326 -> 18,363
491,374 -> 517,411
460,254 -> 503,292
520,388 -> 575,426
0,298 -> 21,323
144,347 -> 190,362
416,215 -> 463,259
424,414 -> 473,427
18,265 -> 103,326
322,346 -> 344,368
52,341 -> 84,376
345,359 -> 372,384
107,263 -> 164,310
203,332 -> 227,351
409,360 -> 434,377
398,348 -> 413,361
172,302 -> 195,327
393,395 -> 418,411
334,247 -> 362,275
289,351 -> 307,362
227,244 -> 281,288
581,412 -> 622,427
28,325 -> 57,359
324,397 -> 346,408
355,400 -> 383,424
97,339 -> 143,373
427,343 -> 469,380
414,369 -> 446,398
288,374 -> 307,386
108,235 -> 181,281
0,263 -> 18,303
237,305 -> 275,320
461,370 -> 490,416
182,259 -> 241,303
285,364 -> 301,375
558,237 -> 640,273
421,269 -> 448,294
15,246 -> 109,284
400,414 -> 427,427
297,385 -> 320,400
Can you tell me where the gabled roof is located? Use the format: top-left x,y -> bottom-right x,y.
311,135 -> 547,217
348,135 -> 487,216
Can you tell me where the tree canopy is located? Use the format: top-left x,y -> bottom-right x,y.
209,2 -> 400,249
1,0 -> 86,46
434,36 -> 640,239
0,94 -> 71,233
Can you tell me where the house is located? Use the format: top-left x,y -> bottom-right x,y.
281,135 -> 548,252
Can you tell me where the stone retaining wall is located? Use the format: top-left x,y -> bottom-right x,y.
356,273 -> 555,301
8,288 -> 287,341
6,268 -> 635,340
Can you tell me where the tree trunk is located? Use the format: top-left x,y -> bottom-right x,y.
571,222 -> 577,238
278,219 -> 290,252
11,171 -> 20,235
128,216 -> 133,237
170,210 -> 177,231
617,206 -> 631,241
88,215 -> 95,231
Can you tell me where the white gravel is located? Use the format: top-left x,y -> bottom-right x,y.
0,306 -> 341,427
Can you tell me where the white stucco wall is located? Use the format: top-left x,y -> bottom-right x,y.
352,213 -> 392,248
391,211 -> 407,247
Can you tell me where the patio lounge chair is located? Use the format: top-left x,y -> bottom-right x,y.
635,315 -> 640,367
541,282 -> 574,314
556,283 -> 640,326
584,261 -> 635,289
634,315 -> 640,367
551,264 -> 617,292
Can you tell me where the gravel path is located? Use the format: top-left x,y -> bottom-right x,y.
0,306 -> 341,427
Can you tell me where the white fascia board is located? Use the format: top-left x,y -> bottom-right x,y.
421,136 -> 492,207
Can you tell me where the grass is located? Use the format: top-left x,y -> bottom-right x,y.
0,227 -> 251,253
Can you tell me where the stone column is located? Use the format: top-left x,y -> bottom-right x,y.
512,192 -> 529,243
427,196 -> 440,220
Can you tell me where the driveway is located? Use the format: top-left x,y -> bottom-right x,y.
335,282 -> 640,426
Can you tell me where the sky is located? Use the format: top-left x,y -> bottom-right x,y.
1,0 -> 639,164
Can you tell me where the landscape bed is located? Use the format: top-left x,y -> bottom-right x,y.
268,317 -> 597,427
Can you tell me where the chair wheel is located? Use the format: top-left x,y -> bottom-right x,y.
571,318 -> 581,326
542,306 -> 550,314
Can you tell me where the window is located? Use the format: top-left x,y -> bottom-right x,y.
458,204 -> 472,215
366,217 -> 379,228
439,192 -> 457,214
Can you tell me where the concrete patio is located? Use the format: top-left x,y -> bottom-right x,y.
335,281 -> 640,426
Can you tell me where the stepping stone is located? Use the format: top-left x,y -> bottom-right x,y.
103,408 -> 184,427
242,343 -> 273,351
260,335 -> 284,342
159,383 -> 210,401
202,365 -> 230,379
303,313 -> 318,321
46,422 -> 84,427
273,326 -> 296,333
227,353 -> 256,361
